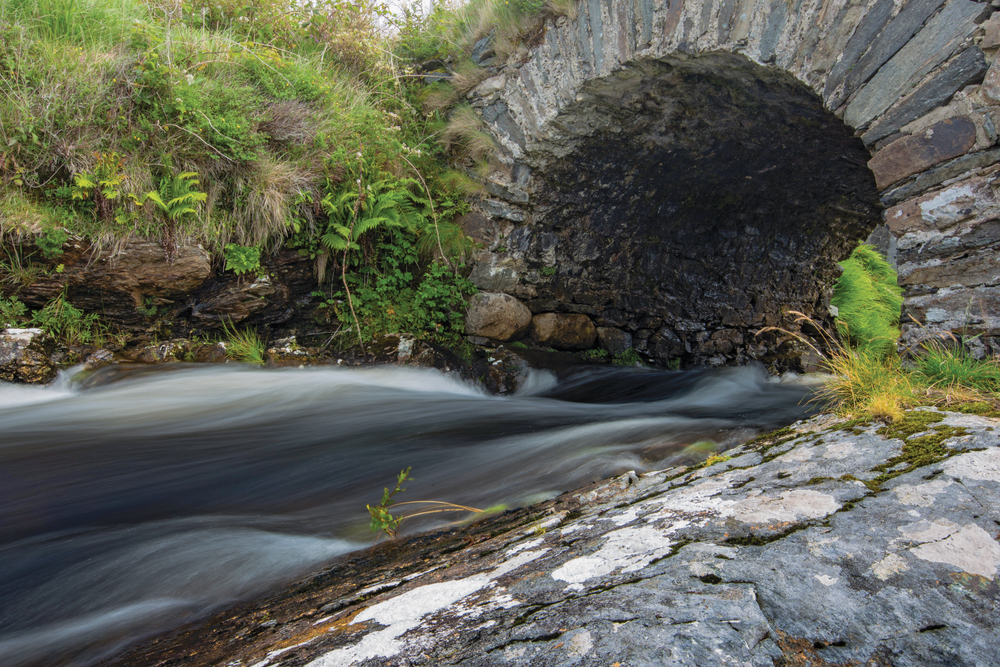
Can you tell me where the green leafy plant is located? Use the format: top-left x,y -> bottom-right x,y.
223,244 -> 262,276
0,295 -> 29,327
582,348 -> 608,359
221,319 -> 266,365
613,348 -> 641,366
71,152 -> 125,223
367,467 -> 484,543
830,244 -> 903,358
132,170 -> 207,258
36,227 -> 69,259
31,292 -> 102,345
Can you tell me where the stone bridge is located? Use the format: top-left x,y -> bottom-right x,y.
463,0 -> 1000,367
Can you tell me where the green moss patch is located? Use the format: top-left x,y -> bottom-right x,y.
866,415 -> 968,492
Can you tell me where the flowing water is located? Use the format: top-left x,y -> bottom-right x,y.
0,362 -> 815,666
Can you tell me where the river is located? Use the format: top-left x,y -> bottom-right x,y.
0,362 -> 814,666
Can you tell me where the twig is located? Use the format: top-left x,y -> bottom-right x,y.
163,122 -> 233,163
399,154 -> 455,273
342,154 -> 367,360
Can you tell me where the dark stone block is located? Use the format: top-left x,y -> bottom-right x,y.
842,0 -> 946,101
863,47 -> 988,145
882,148 -> 1000,205
471,34 -> 495,65
824,0 -> 895,108
868,116 -> 977,189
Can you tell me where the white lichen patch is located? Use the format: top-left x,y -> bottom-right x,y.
725,489 -> 841,524
506,538 -> 545,556
551,525 -> 676,586
561,523 -> 593,535
822,442 -> 857,460
893,479 -> 952,507
814,574 -> 839,586
566,629 -> 593,657
603,507 -> 642,526
871,553 -> 910,581
910,524 -> 1000,579
777,446 -> 813,462
899,518 -> 960,543
305,549 -> 547,667
943,448 -> 1000,483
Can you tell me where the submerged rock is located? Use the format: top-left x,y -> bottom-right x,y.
109,406 -> 1000,666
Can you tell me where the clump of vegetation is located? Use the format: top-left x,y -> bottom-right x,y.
222,319 -> 266,365
367,467 -> 483,543
767,243 -> 999,421
830,244 -> 903,358
3,0 -> 554,351
912,338 -> 1000,393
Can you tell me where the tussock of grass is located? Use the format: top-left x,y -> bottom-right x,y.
830,244 -> 903,358
443,104 -> 497,162
912,341 -> 1000,393
819,349 -> 914,419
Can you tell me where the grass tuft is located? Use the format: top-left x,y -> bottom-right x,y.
830,244 -> 903,358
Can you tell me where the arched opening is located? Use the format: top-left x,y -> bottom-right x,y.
515,52 -> 883,368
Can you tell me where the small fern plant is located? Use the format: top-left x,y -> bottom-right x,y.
135,171 -> 208,222
132,171 -> 207,260
319,178 -> 425,262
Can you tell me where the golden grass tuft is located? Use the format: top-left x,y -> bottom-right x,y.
443,104 -> 497,163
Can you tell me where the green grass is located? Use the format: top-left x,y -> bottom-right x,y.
222,320 -> 266,365
912,341 -> 1000,393
830,244 -> 903,358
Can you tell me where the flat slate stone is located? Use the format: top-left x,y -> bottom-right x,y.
885,173 -> 999,235
845,0 -> 986,129
899,246 -> 1000,287
983,12 -> 1000,49
868,116 -> 977,189
823,0 -> 895,107
840,0 -> 946,104
862,47 -> 988,145
882,146 -> 1000,204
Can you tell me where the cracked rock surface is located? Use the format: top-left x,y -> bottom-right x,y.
114,408 -> 1000,667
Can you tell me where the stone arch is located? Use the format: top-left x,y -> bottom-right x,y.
464,0 -> 999,367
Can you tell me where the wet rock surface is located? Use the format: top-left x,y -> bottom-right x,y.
109,406 -> 1000,667
3,237 -> 316,337
0,328 -> 55,383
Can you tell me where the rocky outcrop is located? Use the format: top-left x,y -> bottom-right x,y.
461,0 -> 1000,367
0,329 -> 55,383
465,291 -> 533,340
3,237 -> 317,338
108,405 -> 1000,667
529,312 -> 597,350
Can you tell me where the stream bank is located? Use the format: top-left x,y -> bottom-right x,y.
104,405 -> 1000,667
